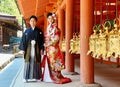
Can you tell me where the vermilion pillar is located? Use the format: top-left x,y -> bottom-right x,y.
80,0 -> 94,84
44,13 -> 47,34
58,7 -> 65,62
58,8 -> 65,44
65,0 -> 74,72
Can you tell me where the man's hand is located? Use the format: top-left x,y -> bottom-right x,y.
18,50 -> 25,55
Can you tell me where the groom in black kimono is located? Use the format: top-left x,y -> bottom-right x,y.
19,15 -> 44,82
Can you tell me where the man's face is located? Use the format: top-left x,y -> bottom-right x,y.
29,18 -> 37,27
47,16 -> 54,24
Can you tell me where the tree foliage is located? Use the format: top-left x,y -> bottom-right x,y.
0,0 -> 22,24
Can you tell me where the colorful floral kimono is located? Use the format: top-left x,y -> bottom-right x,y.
42,23 -> 71,84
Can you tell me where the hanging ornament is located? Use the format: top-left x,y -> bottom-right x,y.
61,37 -> 66,52
75,33 -> 80,54
69,33 -> 76,54
87,25 -> 98,57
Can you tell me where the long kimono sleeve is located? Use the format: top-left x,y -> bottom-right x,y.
38,30 -> 44,50
51,27 -> 60,45
40,32 -> 44,50
19,32 -> 26,51
46,24 -> 60,46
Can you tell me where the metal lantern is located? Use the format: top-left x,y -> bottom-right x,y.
61,37 -> 66,52
69,33 -> 76,54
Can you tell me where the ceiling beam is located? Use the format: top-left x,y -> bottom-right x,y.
60,0 -> 66,10
35,0 -> 39,16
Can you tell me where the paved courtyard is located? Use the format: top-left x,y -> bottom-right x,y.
0,56 -> 120,87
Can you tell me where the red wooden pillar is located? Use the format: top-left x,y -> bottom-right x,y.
58,7 -> 65,60
44,13 -> 47,35
58,8 -> 65,45
80,0 -> 94,84
65,0 -> 74,72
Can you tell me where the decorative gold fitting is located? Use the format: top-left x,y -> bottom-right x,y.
114,24 -> 118,28
57,0 -> 63,5
113,18 -> 119,28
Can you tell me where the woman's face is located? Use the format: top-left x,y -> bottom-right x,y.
29,18 -> 37,28
47,16 -> 54,24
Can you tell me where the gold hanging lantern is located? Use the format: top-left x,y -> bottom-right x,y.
97,21 -> 111,58
61,37 -> 66,52
107,18 -> 120,58
87,25 -> 98,57
88,17 -> 120,59
69,33 -> 76,54
75,33 -> 80,54
94,25 -> 107,58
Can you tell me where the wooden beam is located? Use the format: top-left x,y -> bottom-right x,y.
49,0 -> 57,3
35,0 -> 39,16
60,0 -> 66,9
17,0 -> 25,16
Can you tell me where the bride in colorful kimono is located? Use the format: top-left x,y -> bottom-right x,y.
41,12 -> 71,84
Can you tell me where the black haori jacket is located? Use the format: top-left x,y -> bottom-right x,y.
19,27 -> 44,62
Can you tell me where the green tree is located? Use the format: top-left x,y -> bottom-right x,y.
0,0 -> 22,24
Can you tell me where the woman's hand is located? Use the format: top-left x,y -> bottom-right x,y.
44,41 -> 52,47
40,49 -> 44,55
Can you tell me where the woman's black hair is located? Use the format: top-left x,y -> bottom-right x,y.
47,12 -> 52,18
29,15 -> 38,21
